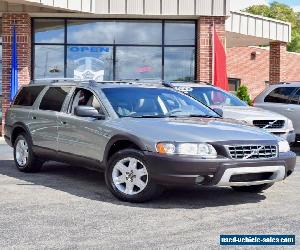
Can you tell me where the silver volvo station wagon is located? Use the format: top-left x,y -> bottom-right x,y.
4,80 -> 296,202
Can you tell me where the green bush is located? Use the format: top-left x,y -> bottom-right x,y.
236,85 -> 252,105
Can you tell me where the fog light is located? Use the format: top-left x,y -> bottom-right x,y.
195,175 -> 205,184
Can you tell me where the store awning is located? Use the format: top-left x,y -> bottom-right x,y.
226,11 -> 291,48
5,0 -> 230,16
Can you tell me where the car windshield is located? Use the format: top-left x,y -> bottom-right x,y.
102,87 -> 220,118
175,86 -> 247,107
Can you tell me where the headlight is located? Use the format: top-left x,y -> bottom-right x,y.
278,140 -> 290,153
156,142 -> 217,158
286,119 -> 294,131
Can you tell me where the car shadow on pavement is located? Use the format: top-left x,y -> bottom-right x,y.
0,159 -> 267,209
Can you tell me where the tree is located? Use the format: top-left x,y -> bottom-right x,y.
245,2 -> 300,52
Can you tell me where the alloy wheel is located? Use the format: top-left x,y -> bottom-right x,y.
15,139 -> 29,167
112,157 -> 148,195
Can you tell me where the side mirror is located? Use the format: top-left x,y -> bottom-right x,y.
213,108 -> 223,117
74,106 -> 105,120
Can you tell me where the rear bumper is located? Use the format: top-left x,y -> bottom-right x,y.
4,124 -> 12,147
144,151 -> 296,187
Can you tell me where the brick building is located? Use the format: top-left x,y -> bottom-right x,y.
0,0 -> 293,132
227,46 -> 300,98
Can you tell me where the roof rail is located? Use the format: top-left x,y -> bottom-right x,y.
166,80 -> 212,85
30,78 -> 130,85
31,78 -> 80,84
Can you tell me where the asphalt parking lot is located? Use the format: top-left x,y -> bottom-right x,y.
0,139 -> 299,250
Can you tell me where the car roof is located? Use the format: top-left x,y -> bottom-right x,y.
29,79 -> 170,89
268,82 -> 300,88
270,81 -> 300,87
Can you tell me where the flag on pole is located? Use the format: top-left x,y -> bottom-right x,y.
213,26 -> 229,91
10,24 -> 18,102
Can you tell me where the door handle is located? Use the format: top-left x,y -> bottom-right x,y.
285,108 -> 294,112
60,121 -> 67,125
32,116 -> 37,120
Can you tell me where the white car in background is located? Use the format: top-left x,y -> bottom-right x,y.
170,82 -> 296,144
254,82 -> 300,143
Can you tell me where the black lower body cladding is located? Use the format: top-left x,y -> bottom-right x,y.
144,151 -> 296,186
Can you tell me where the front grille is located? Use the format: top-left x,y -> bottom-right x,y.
227,145 -> 278,160
229,172 -> 274,182
253,120 -> 285,129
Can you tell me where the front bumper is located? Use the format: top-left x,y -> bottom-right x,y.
144,151 -> 296,187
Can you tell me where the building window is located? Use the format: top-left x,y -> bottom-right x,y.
67,20 -> 162,45
34,19 -> 64,44
33,19 -> 196,81
165,21 -> 195,45
34,45 -> 64,79
228,78 -> 241,91
0,19 -> 2,118
116,46 -> 162,80
67,46 -> 113,81
164,47 -> 195,81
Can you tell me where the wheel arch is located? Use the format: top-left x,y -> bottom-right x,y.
103,135 -> 147,166
11,123 -> 31,146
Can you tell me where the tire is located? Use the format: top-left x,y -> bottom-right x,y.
13,133 -> 43,173
105,149 -> 162,203
231,183 -> 274,193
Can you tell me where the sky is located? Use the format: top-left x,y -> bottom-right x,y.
230,0 -> 300,11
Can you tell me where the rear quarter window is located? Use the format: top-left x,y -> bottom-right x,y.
264,87 -> 296,103
13,86 -> 45,106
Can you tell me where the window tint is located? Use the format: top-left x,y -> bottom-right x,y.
264,87 -> 297,103
39,87 -> 71,112
290,88 -> 300,105
14,86 -> 45,106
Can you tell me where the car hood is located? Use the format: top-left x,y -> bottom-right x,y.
108,117 -> 278,147
213,106 -> 287,122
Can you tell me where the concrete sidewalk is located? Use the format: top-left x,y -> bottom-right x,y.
0,137 -> 5,144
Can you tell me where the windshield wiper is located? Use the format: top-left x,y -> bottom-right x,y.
187,114 -> 218,118
130,115 -> 166,118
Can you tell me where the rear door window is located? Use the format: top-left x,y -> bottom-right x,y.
39,87 -> 72,112
264,87 -> 297,103
289,88 -> 300,105
13,86 -> 44,106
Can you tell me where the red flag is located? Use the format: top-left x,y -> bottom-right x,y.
213,27 -> 229,91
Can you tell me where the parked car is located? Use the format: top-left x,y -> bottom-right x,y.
4,80 -> 296,202
169,82 -> 296,144
254,82 -> 300,143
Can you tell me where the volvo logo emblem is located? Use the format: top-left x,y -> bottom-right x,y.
244,146 -> 265,159
263,120 -> 277,129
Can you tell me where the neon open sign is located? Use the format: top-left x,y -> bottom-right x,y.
69,47 -> 110,53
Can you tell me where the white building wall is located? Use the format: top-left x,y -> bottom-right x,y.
12,0 -> 230,16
